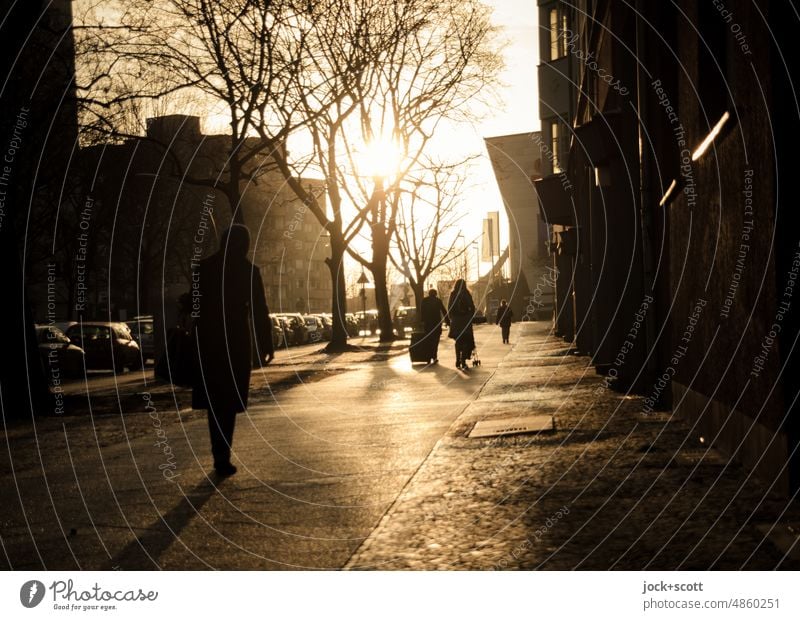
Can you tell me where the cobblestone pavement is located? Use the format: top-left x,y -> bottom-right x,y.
347,322 -> 800,570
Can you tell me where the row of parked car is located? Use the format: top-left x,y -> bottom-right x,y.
36,305 -> 480,378
270,312 -> 361,347
35,317 -> 154,377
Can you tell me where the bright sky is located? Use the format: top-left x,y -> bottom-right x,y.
449,0 -> 540,278
82,0 -> 540,282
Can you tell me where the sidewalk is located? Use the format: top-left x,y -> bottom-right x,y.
346,321 -> 800,570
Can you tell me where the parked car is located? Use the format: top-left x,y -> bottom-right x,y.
35,325 -> 85,379
274,315 -> 295,346
282,313 -> 309,345
344,313 -> 360,337
304,315 -> 325,342
473,309 -> 487,324
53,320 -> 77,334
355,309 -> 379,336
271,316 -> 287,348
315,314 -> 333,341
126,315 -> 154,361
392,306 -> 418,338
65,322 -> 141,372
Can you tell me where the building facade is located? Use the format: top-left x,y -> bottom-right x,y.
535,0 -> 800,493
71,115 -> 331,323
484,132 -> 553,320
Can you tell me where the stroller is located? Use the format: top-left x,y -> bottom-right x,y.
471,347 -> 481,367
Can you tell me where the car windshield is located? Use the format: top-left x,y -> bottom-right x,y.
128,321 -> 153,334
68,325 -> 110,339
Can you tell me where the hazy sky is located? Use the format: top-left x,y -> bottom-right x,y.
456,0 -> 539,273
482,0 -> 540,137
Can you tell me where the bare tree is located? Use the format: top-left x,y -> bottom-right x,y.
74,0 -> 311,222
345,1 -> 500,340
389,159 -> 474,319
74,0 -> 502,351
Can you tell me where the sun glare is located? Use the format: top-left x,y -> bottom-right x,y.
359,138 -> 403,180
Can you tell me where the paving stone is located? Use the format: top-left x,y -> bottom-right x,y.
347,323 -> 800,570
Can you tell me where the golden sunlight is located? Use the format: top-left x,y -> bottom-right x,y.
357,137 -> 404,180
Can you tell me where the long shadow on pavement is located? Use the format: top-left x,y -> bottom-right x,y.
105,476 -> 225,569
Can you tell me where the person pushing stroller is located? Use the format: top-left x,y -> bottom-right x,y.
447,279 -> 476,371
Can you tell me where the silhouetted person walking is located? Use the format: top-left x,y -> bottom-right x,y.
447,279 -> 476,370
496,299 -> 513,344
420,289 -> 447,364
192,225 -> 274,476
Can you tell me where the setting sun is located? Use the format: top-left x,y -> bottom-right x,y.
358,137 -> 404,180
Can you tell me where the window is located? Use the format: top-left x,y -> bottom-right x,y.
549,7 -> 569,61
551,121 -> 563,173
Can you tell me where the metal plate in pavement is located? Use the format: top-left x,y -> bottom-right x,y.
755,523 -> 800,562
468,415 -> 554,439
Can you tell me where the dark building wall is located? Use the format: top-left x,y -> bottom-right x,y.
667,0 -> 794,492
75,118 -> 331,322
566,1 -> 649,387
538,0 -> 800,492
1,0 -> 79,417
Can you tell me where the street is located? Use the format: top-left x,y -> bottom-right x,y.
1,325 -> 506,569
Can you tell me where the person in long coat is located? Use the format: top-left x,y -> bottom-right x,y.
447,279 -> 476,370
495,299 -> 514,344
192,224 -> 274,476
420,289 -> 447,364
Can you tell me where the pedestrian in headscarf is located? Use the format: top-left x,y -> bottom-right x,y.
447,279 -> 476,370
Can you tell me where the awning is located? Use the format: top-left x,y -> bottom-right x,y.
572,110 -> 626,163
535,174 -> 575,226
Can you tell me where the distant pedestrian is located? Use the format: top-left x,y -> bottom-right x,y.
496,299 -> 513,344
192,224 -> 274,477
420,289 -> 447,364
447,279 -> 476,370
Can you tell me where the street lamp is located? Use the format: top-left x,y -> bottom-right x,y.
457,232 -> 466,279
357,268 -> 369,336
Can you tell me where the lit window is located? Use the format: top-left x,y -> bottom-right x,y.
551,121 -> 563,173
549,8 -> 569,60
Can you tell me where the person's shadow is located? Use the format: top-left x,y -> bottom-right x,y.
105,476 -> 226,569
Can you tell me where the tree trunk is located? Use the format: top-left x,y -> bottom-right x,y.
411,280 -> 425,325
226,137 -> 245,226
370,228 -> 395,342
225,175 -> 245,226
326,232 -> 349,351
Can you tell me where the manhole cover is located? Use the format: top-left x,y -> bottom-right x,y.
468,415 -> 554,438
